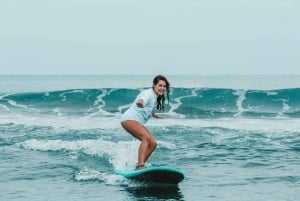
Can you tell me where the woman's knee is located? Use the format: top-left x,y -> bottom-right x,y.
145,136 -> 157,149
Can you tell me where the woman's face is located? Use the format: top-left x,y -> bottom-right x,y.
153,80 -> 167,96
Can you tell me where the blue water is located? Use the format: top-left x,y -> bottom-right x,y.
0,75 -> 299,201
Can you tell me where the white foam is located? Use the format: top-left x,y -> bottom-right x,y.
157,140 -> 176,150
74,167 -> 131,185
148,117 -> 300,133
2,110 -> 300,134
75,167 -> 105,181
8,100 -> 28,109
88,89 -> 114,116
168,88 -> 198,118
18,138 -> 139,170
53,108 -> 64,116
0,114 -> 121,130
117,103 -> 131,114
74,166 -> 153,187
276,99 -> 291,117
233,89 -> 247,117
0,104 -> 10,112
266,91 -> 278,96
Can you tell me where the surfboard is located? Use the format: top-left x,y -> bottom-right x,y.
115,166 -> 184,184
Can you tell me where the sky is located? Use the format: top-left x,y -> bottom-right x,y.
0,0 -> 299,75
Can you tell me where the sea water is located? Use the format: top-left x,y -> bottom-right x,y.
0,75 -> 299,201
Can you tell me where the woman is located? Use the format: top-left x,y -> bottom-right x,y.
121,75 -> 170,170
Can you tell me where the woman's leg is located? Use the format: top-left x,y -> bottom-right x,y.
121,120 -> 157,169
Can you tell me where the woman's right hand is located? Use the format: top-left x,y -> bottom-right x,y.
136,99 -> 144,108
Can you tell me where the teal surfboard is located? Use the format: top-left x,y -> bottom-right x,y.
115,166 -> 184,184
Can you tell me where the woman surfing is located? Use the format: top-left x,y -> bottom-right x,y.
121,75 -> 170,170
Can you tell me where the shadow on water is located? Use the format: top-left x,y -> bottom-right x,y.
125,185 -> 184,200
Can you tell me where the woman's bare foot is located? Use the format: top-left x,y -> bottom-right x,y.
135,164 -> 145,170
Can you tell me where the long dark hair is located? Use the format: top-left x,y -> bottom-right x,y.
153,75 -> 170,111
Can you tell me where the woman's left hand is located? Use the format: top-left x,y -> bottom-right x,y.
152,113 -> 163,119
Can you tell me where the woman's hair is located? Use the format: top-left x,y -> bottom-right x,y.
153,75 -> 170,111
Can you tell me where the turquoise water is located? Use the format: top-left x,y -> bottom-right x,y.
0,75 -> 299,201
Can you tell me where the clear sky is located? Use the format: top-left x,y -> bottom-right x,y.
0,0 -> 299,75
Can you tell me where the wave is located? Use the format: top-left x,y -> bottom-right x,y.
1,87 -> 300,119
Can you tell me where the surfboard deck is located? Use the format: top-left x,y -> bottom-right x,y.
115,166 -> 184,184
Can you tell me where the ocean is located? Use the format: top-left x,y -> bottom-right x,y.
0,75 -> 299,201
